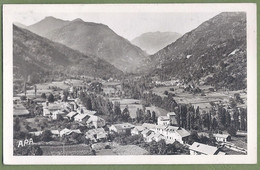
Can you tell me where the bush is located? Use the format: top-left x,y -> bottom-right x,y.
41,93 -> 46,99
170,88 -> 175,91
40,130 -> 52,142
48,93 -> 55,103
20,96 -> 27,100
105,145 -> 111,149
164,91 -> 169,95
14,145 -> 43,156
227,126 -> 237,136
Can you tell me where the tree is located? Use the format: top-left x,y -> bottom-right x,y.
48,93 -> 55,103
227,126 -> 237,136
40,130 -> 52,142
187,131 -> 200,145
164,91 -> 169,95
85,98 -> 92,110
157,140 -> 167,155
212,118 -> 218,130
14,145 -> 43,156
122,106 -> 130,122
152,111 -> 156,123
13,117 -> 21,131
41,93 -> 46,99
170,88 -> 175,91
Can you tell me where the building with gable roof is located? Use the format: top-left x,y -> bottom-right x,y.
189,142 -> 225,155
213,133 -> 231,142
131,126 -> 146,136
86,115 -> 106,128
109,123 -> 135,135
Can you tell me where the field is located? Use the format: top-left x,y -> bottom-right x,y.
40,144 -> 93,155
151,85 -> 247,112
95,143 -> 149,155
110,98 -> 142,118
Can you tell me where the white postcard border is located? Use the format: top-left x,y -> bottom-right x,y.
3,3 -> 257,164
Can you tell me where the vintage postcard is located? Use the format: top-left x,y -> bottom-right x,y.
3,3 -> 257,164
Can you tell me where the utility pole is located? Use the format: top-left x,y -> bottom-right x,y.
24,81 -> 27,96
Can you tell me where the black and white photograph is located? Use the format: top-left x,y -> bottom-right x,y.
3,3 -> 257,164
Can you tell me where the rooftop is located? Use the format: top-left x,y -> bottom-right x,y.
74,113 -> 90,120
213,133 -> 230,138
189,142 -> 219,155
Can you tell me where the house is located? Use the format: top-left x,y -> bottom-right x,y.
142,123 -> 157,131
189,142 -> 224,155
13,104 -> 30,117
66,111 -> 78,120
42,102 -> 63,117
131,126 -> 146,136
141,129 -> 153,138
85,128 -> 107,142
167,112 -> 178,126
86,115 -> 106,128
74,113 -> 90,123
157,116 -> 170,126
60,128 -> 81,137
52,110 -> 66,120
155,125 -> 190,144
157,112 -> 177,126
142,123 -> 190,144
109,123 -> 135,135
51,130 -> 60,137
213,134 -> 231,142
29,131 -> 43,136
145,132 -> 165,142
33,97 -> 46,104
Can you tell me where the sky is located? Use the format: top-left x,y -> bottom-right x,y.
14,12 -> 220,40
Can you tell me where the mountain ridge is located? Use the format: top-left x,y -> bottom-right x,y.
131,31 -> 182,54
146,12 -> 246,90
26,17 -> 148,73
13,24 -> 123,83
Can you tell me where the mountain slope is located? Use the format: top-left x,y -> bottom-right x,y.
27,18 -> 147,73
148,12 -> 246,90
13,25 -> 123,83
27,16 -> 70,37
131,31 -> 182,54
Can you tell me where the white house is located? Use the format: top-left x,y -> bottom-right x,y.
213,134 -> 231,142
109,123 -> 135,134
42,102 -> 63,117
52,110 -> 66,120
141,129 -> 153,138
85,128 -> 107,142
60,128 -> 81,137
157,116 -> 170,126
142,123 -> 190,144
157,112 -> 177,126
145,132 -> 165,142
86,115 -> 106,128
131,126 -> 146,136
66,111 -> 78,120
189,142 -> 225,155
74,113 -> 90,123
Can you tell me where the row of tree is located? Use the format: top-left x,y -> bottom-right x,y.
79,92 -> 131,123
141,91 -> 247,134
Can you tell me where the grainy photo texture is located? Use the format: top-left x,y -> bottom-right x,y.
3,4 -> 257,164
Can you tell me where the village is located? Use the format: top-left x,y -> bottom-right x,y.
13,78 -> 247,156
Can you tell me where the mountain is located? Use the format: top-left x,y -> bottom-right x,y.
27,16 -> 70,37
13,22 -> 27,29
13,25 -> 123,83
131,31 -> 182,54
147,12 -> 246,90
27,17 -> 147,73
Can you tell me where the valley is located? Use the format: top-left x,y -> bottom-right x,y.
12,12 -> 248,156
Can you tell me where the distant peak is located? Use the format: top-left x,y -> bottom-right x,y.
45,16 -> 56,20
72,18 -> 84,22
